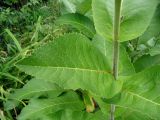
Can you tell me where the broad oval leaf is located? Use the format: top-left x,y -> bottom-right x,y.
5,78 -> 63,110
17,91 -> 84,120
51,109 -> 107,120
138,5 -> 160,44
92,0 -> 158,42
24,109 -> 107,120
76,0 -> 92,15
61,0 -> 78,13
95,97 -> 151,120
149,45 -> 160,56
116,110 -> 153,120
17,33 -> 123,98
56,13 -> 96,38
134,55 -> 160,72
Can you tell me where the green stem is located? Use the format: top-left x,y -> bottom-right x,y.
110,0 -> 122,120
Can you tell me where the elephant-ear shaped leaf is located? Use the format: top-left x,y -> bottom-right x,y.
92,0 -> 158,42
16,33 -> 123,99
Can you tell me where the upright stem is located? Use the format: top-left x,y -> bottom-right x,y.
110,0 -> 122,120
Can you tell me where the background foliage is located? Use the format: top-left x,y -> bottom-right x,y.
0,0 -> 66,119
0,0 -> 160,120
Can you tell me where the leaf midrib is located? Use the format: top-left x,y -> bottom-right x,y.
18,65 -> 111,74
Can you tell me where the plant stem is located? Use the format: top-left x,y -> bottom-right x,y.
110,0 -> 122,120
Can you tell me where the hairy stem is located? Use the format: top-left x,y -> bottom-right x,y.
110,0 -> 122,120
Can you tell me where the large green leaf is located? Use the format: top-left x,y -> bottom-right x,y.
103,66 -> 160,119
60,0 -> 85,14
116,110 -> 153,120
95,97 -> 151,120
134,55 -> 160,72
5,78 -> 63,110
51,109 -> 107,120
92,0 -> 158,42
56,13 -> 96,38
149,45 -> 160,56
23,109 -> 107,120
17,33 -> 122,98
76,0 -> 92,14
61,0 -> 91,15
139,5 -> 160,44
17,91 -> 84,120
92,34 -> 135,76
61,0 -> 81,13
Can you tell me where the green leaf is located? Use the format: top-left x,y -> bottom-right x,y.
149,45 -> 160,56
92,34 -> 135,76
5,78 -> 63,110
5,29 -> 22,52
116,110 -> 153,120
76,0 -> 92,15
17,91 -> 84,120
92,0 -> 158,42
105,66 -> 160,119
61,0 -> 76,13
51,109 -> 107,120
134,55 -> 160,72
95,97 -> 151,120
31,16 -> 42,42
61,0 -> 83,14
17,33 -> 122,98
139,5 -> 160,44
56,13 -> 96,38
